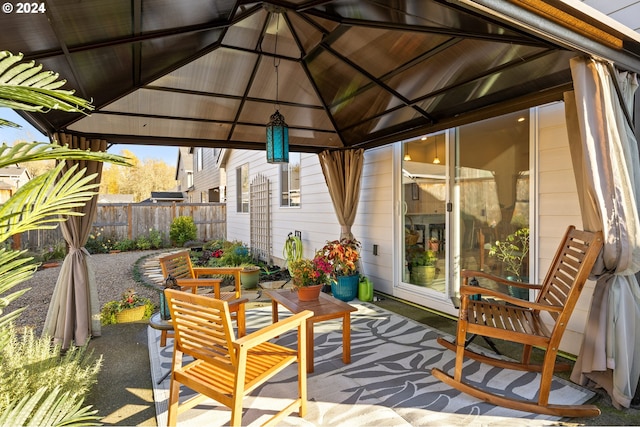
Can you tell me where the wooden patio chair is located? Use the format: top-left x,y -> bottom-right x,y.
158,250 -> 245,343
432,226 -> 604,417
165,289 -> 313,427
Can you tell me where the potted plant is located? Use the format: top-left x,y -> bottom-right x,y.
240,263 -> 261,289
411,250 -> 437,286
317,238 -> 361,301
288,256 -> 332,301
100,288 -> 154,325
489,227 -> 530,299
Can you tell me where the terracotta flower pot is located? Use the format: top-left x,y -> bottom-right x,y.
297,284 -> 323,301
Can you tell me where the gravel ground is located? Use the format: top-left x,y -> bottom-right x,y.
11,250 -> 162,336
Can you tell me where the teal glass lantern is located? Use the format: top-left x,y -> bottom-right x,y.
266,110 -> 289,163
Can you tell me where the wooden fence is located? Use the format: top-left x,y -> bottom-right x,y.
18,202 -> 227,250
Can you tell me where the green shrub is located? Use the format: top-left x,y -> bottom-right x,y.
114,238 -> 136,251
169,216 -> 197,247
148,228 -> 164,249
0,326 -> 102,415
84,227 -> 115,254
135,235 -> 152,250
41,241 -> 67,262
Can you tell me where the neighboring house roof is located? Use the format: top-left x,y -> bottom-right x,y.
97,194 -> 135,204
0,166 -> 28,178
140,191 -> 186,203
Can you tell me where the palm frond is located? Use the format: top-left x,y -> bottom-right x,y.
0,141 -> 131,169
0,164 -> 103,242
0,386 -> 100,427
0,51 -> 93,118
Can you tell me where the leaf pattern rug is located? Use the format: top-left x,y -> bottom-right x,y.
148,302 -> 594,426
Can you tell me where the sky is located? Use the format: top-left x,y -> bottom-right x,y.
0,109 -> 179,166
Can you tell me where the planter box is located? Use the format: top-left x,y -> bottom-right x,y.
115,305 -> 146,323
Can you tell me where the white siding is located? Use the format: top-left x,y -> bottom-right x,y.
537,101 -> 595,354
225,150 -> 339,262
192,147 -> 221,201
353,146 -> 395,294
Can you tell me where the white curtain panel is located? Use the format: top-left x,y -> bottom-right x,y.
565,56 -> 640,409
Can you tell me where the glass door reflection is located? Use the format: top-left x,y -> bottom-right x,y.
402,133 -> 447,293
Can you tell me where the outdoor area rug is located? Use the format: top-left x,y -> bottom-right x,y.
148,302 -> 595,426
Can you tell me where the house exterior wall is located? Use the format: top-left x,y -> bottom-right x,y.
220,101 -> 596,356
175,147 -> 193,195
536,101 -> 593,352
225,149 -> 340,261
192,147 -> 221,202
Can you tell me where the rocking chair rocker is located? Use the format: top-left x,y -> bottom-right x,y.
432,226 -> 604,417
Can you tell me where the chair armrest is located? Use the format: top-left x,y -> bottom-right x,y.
461,270 -> 542,290
193,266 -> 243,277
227,297 -> 249,311
460,285 -> 562,313
234,310 -> 313,350
176,277 -> 222,296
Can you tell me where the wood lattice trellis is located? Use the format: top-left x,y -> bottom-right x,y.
250,174 -> 270,263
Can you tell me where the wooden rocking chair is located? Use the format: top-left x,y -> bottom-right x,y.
432,226 -> 604,417
165,289 -> 313,427
158,250 -> 245,343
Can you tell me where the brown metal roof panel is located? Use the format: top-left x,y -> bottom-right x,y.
384,40 -> 553,101
69,114 -> 233,140
3,13 -> 58,53
152,48 -> 258,96
103,89 -> 241,123
238,101 -> 334,130
140,0 -> 235,32
51,1 -> 132,45
330,27 -> 453,79
247,58 -> 323,106
223,8 -> 267,50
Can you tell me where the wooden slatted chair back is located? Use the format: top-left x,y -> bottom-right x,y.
159,250 -> 195,280
535,226 -> 603,324
167,290 -> 236,371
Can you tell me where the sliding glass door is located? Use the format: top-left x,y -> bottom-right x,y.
402,132 -> 447,294
452,110 -> 531,299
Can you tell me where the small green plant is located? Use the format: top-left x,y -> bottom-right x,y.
114,238 -> 136,251
148,228 -> 164,249
0,326 -> 102,415
217,241 -> 254,266
41,241 -> 67,262
100,289 -> 154,325
411,250 -> 437,267
489,227 -> 529,280
84,226 -> 116,254
283,232 -> 303,273
169,216 -> 197,247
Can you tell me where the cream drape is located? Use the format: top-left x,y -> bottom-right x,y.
318,149 -> 364,240
565,57 -> 640,409
43,133 -> 106,349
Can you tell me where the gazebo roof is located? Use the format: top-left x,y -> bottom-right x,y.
6,0 -> 640,153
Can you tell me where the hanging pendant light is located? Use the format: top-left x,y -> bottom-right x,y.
403,143 -> 412,161
433,139 -> 441,164
266,11 -> 289,164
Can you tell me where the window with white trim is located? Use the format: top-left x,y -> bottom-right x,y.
236,163 -> 249,213
280,152 -> 301,207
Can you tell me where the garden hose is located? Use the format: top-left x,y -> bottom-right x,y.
283,233 -> 303,271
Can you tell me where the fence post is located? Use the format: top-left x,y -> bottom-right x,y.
127,203 -> 133,240
12,233 -> 21,250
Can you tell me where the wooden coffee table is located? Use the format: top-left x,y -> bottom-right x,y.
263,289 -> 357,373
